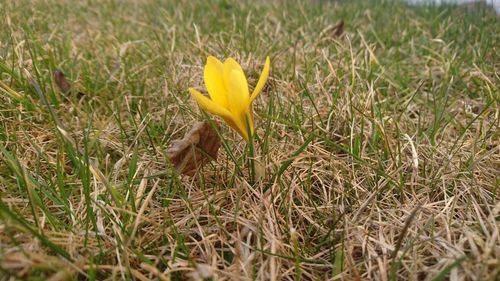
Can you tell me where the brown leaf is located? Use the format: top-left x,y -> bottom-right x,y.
166,121 -> 221,176
320,20 -> 344,40
53,69 -> 71,94
53,69 -> 86,99
331,20 -> 344,38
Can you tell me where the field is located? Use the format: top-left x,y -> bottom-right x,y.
0,0 -> 499,280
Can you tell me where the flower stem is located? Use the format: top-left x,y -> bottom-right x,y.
245,116 -> 256,185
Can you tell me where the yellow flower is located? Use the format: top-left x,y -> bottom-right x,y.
189,56 -> 270,142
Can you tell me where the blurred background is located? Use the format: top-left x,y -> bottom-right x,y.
408,0 -> 500,12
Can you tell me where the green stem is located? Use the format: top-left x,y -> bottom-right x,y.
245,116 -> 256,185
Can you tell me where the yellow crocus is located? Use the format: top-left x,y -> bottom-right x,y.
189,56 -> 270,142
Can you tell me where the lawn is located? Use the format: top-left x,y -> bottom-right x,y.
0,0 -> 498,280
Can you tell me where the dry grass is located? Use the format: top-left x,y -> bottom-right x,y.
0,0 -> 499,280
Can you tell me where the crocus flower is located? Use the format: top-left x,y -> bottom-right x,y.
189,56 -> 270,142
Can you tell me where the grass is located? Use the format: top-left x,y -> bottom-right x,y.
0,0 -> 498,280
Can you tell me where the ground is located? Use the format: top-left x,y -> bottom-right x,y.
0,0 -> 499,280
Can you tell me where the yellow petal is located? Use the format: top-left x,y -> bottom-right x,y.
190,88 -> 250,141
242,109 -> 254,137
249,56 -> 270,104
227,69 -> 249,114
204,56 -> 228,107
222,115 -> 249,142
223,58 -> 245,94
247,108 -> 254,135
189,88 -> 232,119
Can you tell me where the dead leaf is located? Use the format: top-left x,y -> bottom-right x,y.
53,69 -> 86,99
166,121 -> 221,176
53,69 -> 71,94
320,20 -> 344,39
331,20 -> 344,38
